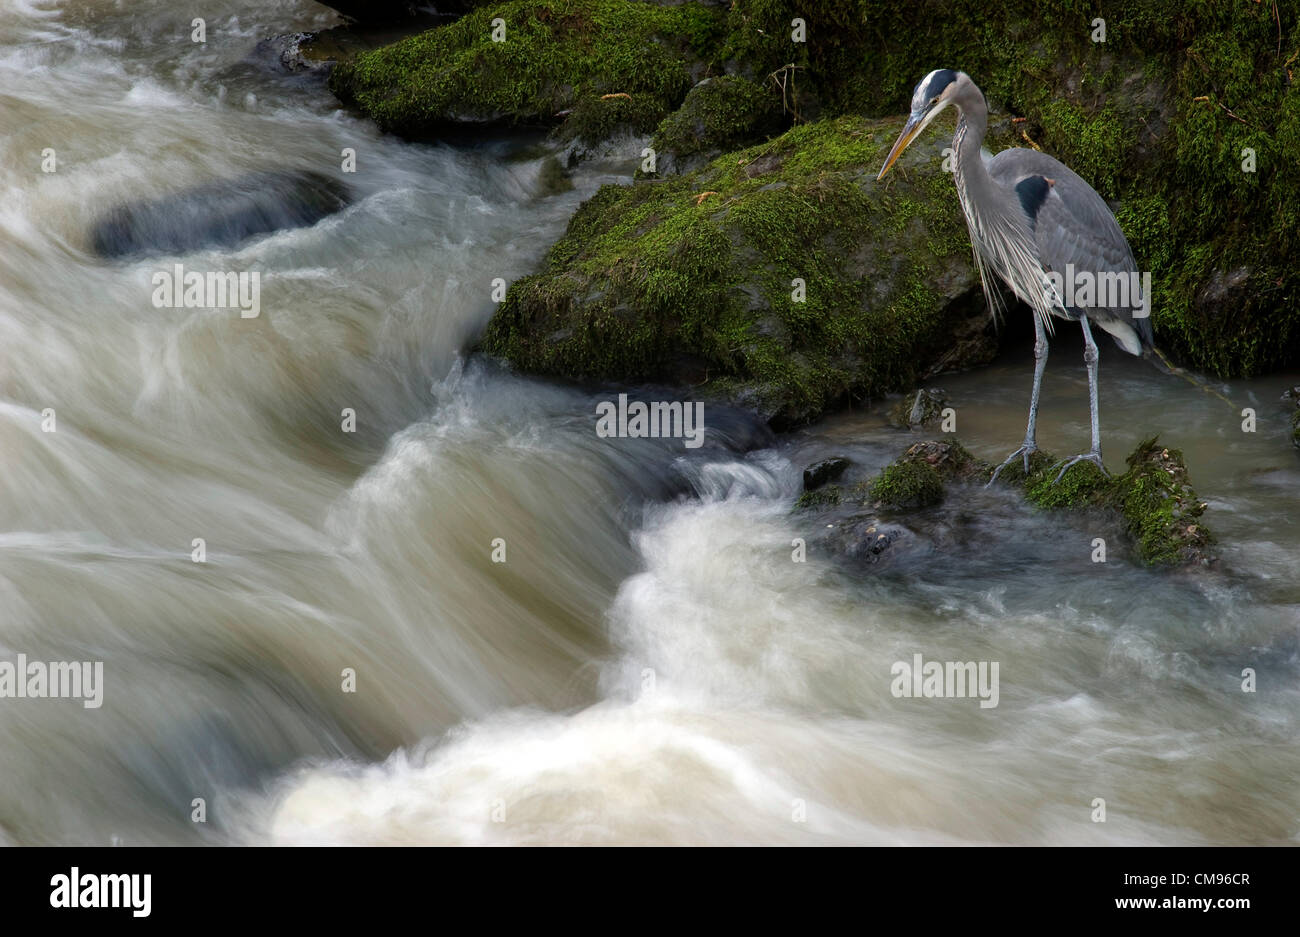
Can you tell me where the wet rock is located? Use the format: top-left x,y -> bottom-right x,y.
90,171 -> 351,260
884,437 -> 1212,566
1194,266 -> 1253,310
257,11 -> 456,76
250,32 -> 321,74
536,156 -> 574,197
315,1 -> 472,24
802,456 -> 849,491
887,388 -> 949,430
863,439 -> 983,509
1283,386 -> 1300,449
823,516 -> 905,564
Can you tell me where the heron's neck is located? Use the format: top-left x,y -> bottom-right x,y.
951,101 -> 994,208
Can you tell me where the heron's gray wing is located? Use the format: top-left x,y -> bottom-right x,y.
988,148 -> 1152,353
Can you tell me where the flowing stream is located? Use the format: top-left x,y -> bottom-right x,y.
1,0 -> 1297,846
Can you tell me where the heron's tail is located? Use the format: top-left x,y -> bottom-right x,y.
1143,347 -> 1235,407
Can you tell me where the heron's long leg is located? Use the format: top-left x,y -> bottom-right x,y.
987,313 -> 1048,486
1025,312 -> 1049,449
1083,315 -> 1101,456
1050,315 -> 1108,483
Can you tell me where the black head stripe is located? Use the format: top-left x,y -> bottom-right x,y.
911,69 -> 959,112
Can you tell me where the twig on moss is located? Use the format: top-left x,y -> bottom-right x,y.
768,63 -> 804,122
1192,95 -> 1249,125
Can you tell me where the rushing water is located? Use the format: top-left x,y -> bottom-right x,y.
1,0 -> 1297,846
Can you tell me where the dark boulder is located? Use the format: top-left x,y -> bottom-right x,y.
90,171 -> 351,260
887,388 -> 950,430
802,456 -> 849,491
315,1 -> 464,24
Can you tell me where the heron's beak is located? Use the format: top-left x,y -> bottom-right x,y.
877,112 -> 926,181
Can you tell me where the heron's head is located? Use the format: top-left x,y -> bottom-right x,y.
877,69 -> 965,180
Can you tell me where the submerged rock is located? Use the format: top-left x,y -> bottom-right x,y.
90,171 -> 351,259
1283,386 -> 1300,449
315,1 -> 469,24
802,456 -> 849,491
887,388 -> 949,430
254,10 -> 456,76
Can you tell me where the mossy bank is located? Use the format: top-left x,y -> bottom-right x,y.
328,0 -> 726,142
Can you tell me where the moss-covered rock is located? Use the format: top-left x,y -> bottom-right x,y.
1023,459 -> 1113,509
1111,438 -> 1214,566
856,436 -> 1215,566
861,439 -> 982,509
868,460 -> 943,509
328,0 -> 726,140
479,114 -> 1002,426
642,75 -> 786,175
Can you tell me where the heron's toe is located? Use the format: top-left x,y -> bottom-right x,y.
1050,452 -> 1109,485
986,444 -> 1038,487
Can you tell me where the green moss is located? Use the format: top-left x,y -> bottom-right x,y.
868,460 -> 943,509
643,75 -> 785,174
986,449 -> 1055,488
794,486 -> 843,510
329,0 -> 726,139
862,440 -> 984,509
1023,459 -> 1112,509
1112,437 -> 1214,566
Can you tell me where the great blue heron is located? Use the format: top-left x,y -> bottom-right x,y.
877,70 -> 1153,484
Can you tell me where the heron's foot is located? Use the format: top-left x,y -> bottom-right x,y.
986,443 -> 1038,487
1050,451 -> 1109,485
